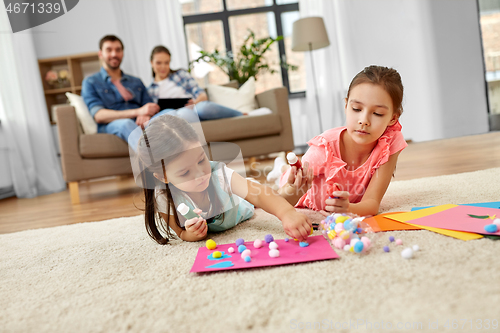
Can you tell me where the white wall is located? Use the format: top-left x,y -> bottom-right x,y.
32,0 -> 119,59
327,0 -> 489,143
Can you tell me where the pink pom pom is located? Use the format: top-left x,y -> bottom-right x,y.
269,241 -> 279,250
241,249 -> 251,259
332,237 -> 346,249
361,236 -> 371,252
228,247 -> 235,253
334,223 -> 344,233
253,239 -> 263,248
396,239 -> 403,245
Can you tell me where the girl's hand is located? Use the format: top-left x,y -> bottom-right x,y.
185,99 -> 196,107
320,191 -> 350,216
184,217 -> 208,237
281,209 -> 312,242
278,161 -> 313,203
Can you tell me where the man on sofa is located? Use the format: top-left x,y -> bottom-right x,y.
82,35 -> 161,145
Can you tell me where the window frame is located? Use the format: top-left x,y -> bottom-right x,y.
182,0 -> 305,98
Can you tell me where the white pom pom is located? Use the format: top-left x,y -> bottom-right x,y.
269,241 -> 279,250
401,248 -> 413,259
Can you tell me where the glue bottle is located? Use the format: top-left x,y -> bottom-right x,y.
177,203 -> 199,220
286,152 -> 302,170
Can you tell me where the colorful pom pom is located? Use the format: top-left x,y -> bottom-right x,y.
269,241 -> 279,250
343,245 -> 351,252
336,215 -> 350,224
332,237 -> 346,249
395,239 -> 403,245
412,245 -> 419,252
334,223 -> 344,233
238,245 -> 247,253
327,230 -> 336,240
264,234 -> 274,243
228,247 -> 235,253
244,256 -> 251,262
269,249 -> 280,258
353,241 -> 364,253
389,236 -> 395,242
235,238 -> 244,246
253,239 -> 263,248
401,248 -> 413,259
484,224 -> 498,233
299,242 -> 309,247
241,249 -> 251,259
285,238 -> 289,242
206,239 -> 217,250
212,251 -> 222,258
383,246 -> 390,252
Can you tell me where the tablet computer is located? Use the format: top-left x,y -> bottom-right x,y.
158,98 -> 190,110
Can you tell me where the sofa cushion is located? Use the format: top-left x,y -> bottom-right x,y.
207,77 -> 257,113
80,133 -> 129,158
201,113 -> 282,142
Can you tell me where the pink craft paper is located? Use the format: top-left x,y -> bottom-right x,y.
190,235 -> 339,273
403,205 -> 500,236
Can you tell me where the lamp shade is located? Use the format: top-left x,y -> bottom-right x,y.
291,17 -> 330,52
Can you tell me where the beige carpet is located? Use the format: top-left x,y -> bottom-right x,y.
2,168 -> 500,333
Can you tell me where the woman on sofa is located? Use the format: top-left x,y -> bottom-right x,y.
147,45 -> 243,123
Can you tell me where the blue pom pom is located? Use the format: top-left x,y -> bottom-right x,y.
244,256 -> 251,262
299,242 -> 309,247
344,219 -> 352,230
235,238 -> 244,246
484,224 -> 498,233
238,245 -> 247,253
353,241 -> 364,253
264,234 -> 274,243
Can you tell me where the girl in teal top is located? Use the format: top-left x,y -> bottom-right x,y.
135,114 -> 312,244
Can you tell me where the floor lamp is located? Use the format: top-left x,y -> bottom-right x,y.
292,17 -> 330,134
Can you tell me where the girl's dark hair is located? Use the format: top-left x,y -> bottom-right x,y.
150,45 -> 178,78
136,115 -> 223,245
347,65 -> 404,117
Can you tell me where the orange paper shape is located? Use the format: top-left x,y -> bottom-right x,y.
364,212 -> 422,232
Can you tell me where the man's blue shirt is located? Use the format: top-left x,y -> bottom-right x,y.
82,67 -> 153,125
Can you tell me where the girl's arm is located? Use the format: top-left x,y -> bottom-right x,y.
159,212 -> 208,242
230,172 -> 312,241
323,152 -> 401,216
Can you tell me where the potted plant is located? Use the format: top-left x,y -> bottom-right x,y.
189,30 -> 298,86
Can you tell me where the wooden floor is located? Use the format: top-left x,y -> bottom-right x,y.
0,131 -> 499,234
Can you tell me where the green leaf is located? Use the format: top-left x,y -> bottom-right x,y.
467,214 -> 490,219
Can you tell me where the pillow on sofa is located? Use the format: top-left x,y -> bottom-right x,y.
207,77 -> 257,114
65,92 -> 97,134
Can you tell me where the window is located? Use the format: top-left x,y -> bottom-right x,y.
181,0 -> 305,95
479,0 -> 500,116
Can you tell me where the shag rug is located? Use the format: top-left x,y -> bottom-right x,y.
2,168 -> 500,333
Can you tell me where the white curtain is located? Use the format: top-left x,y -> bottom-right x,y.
0,6 -> 66,198
298,0 -> 489,142
112,0 -> 188,86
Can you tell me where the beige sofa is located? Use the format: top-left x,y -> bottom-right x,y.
56,85 -> 294,204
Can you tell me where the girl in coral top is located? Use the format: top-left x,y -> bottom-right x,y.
278,65 -> 407,217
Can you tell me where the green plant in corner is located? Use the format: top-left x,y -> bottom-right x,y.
189,29 -> 298,86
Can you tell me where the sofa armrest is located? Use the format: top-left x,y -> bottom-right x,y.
255,87 -> 294,148
55,105 -> 83,182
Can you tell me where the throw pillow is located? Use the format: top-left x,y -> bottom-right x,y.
65,92 -> 97,134
207,77 -> 257,114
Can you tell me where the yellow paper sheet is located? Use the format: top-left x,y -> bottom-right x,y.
386,204 -> 483,241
